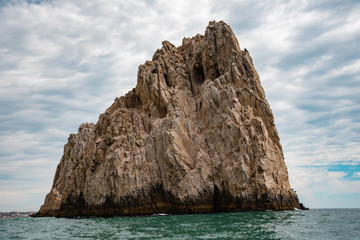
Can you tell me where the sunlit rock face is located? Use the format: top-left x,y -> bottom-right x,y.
33,21 -> 306,217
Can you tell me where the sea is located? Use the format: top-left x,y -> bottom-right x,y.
1,209 -> 359,239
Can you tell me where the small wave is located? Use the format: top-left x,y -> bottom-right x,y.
153,213 -> 169,216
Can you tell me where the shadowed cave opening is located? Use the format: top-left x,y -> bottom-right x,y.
190,64 -> 206,95
213,184 -> 221,212
213,63 -> 220,79
164,73 -> 170,87
194,64 -> 205,84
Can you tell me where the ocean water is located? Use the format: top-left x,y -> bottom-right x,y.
1,209 -> 359,239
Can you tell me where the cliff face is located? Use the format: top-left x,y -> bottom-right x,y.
34,21 -> 306,217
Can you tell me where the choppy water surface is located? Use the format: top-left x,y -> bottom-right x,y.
1,209 -> 359,239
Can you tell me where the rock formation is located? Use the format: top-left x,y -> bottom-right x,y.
33,21 -> 306,217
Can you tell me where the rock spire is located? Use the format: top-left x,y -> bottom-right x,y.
33,21 -> 306,217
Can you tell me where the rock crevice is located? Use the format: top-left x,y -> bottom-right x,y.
33,21 -> 306,218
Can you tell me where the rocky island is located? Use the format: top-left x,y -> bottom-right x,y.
33,21 -> 306,217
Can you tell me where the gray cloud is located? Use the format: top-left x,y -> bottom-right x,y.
0,0 -> 359,210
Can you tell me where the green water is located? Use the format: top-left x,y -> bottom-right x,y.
1,209 -> 359,239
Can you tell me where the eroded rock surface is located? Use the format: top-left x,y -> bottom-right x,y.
33,21 -> 306,217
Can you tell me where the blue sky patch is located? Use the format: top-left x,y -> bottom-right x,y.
327,164 -> 360,181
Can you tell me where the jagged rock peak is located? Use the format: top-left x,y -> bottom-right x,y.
33,21 -> 306,217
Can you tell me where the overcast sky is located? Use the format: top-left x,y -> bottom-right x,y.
0,0 -> 359,211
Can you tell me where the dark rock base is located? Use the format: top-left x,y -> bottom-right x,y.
32,190 -> 307,218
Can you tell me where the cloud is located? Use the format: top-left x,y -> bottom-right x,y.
0,0 -> 359,211
289,165 -> 360,208
354,172 -> 360,178
0,185 -> 49,211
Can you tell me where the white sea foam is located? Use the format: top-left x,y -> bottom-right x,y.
153,213 -> 169,216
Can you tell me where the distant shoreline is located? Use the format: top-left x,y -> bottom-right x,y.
0,211 -> 36,218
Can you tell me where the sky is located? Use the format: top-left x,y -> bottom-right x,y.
0,0 -> 359,211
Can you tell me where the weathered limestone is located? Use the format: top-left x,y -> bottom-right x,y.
33,21 -> 306,217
